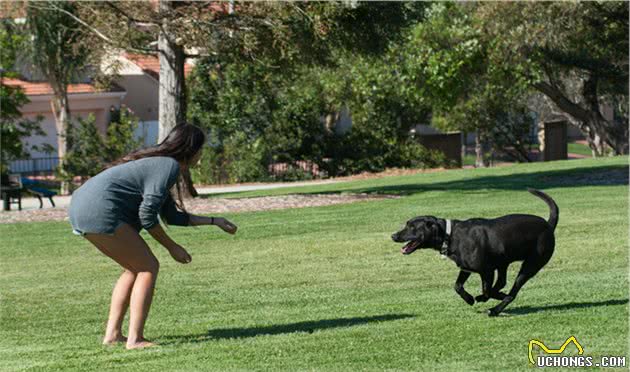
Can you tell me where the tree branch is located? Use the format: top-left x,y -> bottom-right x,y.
534,81 -> 591,122
104,2 -> 159,26
27,3 -> 157,55
183,51 -> 217,58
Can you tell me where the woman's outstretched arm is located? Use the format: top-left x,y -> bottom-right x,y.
189,215 -> 238,234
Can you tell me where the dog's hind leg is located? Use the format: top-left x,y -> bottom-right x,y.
490,265 -> 508,300
487,268 -> 534,316
488,234 -> 554,316
475,270 -> 494,303
454,270 -> 475,306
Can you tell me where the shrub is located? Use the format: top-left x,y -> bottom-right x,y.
58,114 -> 107,181
59,107 -> 142,182
191,134 -> 269,184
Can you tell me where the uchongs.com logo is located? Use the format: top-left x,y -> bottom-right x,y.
528,336 -> 627,368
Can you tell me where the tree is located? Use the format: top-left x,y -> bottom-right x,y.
48,2 -> 441,182
46,1 -> 352,192
60,107 -> 142,183
399,2 -> 628,164
475,2 -> 629,156
0,20 -> 47,176
26,1 -> 99,193
0,83 -> 47,176
187,2 -> 441,180
59,114 -> 108,182
105,106 -> 143,160
401,3 -> 530,166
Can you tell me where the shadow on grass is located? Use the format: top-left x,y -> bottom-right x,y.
162,313 -> 414,343
503,298 -> 628,315
200,164 -> 628,199
318,165 -> 628,197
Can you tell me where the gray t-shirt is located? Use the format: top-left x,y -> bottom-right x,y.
69,156 -> 190,235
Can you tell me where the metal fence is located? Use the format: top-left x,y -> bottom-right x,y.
8,157 -> 329,181
9,157 -> 60,176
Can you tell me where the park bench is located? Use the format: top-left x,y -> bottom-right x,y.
0,175 -> 57,211
1,174 -> 22,211
20,177 -> 57,208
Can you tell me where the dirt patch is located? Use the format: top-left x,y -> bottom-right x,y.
0,193 -> 399,224
187,193 -> 398,213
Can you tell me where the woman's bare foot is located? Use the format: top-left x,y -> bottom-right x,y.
126,338 -> 156,350
103,334 -> 127,345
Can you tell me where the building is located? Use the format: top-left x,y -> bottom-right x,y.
4,77 -> 126,174
6,53 -> 194,175
109,52 -> 194,147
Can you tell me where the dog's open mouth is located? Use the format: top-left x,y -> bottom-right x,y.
401,241 -> 420,255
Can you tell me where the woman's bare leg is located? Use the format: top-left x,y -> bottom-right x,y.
85,224 -> 160,349
102,270 -> 136,344
127,270 -> 158,348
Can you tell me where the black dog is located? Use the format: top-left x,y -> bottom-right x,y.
391,189 -> 558,316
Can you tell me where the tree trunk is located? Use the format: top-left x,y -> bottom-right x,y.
158,1 -> 187,142
460,131 -> 467,164
158,0 -> 196,197
581,124 -> 605,157
534,79 -> 628,155
580,75 -> 627,155
474,130 -> 490,168
51,93 -> 71,195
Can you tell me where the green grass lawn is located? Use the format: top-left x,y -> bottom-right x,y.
1,157 -> 628,371
463,154 -> 477,167
568,141 -> 593,157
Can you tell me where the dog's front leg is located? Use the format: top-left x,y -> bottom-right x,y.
475,271 -> 494,303
490,265 -> 508,300
454,270 -> 475,306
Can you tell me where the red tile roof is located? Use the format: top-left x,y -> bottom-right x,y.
3,78 -> 123,96
124,53 -> 194,80
0,2 -> 26,19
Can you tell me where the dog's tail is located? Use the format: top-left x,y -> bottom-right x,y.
527,188 -> 559,230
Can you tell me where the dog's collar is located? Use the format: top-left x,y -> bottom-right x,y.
440,219 -> 452,257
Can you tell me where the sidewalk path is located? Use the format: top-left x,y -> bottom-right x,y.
195,179 -> 339,195
1,179 -> 341,213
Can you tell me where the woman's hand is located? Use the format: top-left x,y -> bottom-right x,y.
169,244 -> 192,264
214,217 -> 238,235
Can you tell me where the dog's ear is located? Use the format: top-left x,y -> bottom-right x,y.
424,218 -> 437,228
425,218 -> 440,233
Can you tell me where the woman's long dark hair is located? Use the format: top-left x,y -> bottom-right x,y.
109,123 -> 206,214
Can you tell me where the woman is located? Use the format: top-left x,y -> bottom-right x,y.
69,123 -> 237,349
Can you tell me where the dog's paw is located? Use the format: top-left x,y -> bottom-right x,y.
487,308 -> 501,317
475,294 -> 490,303
462,294 -> 475,306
